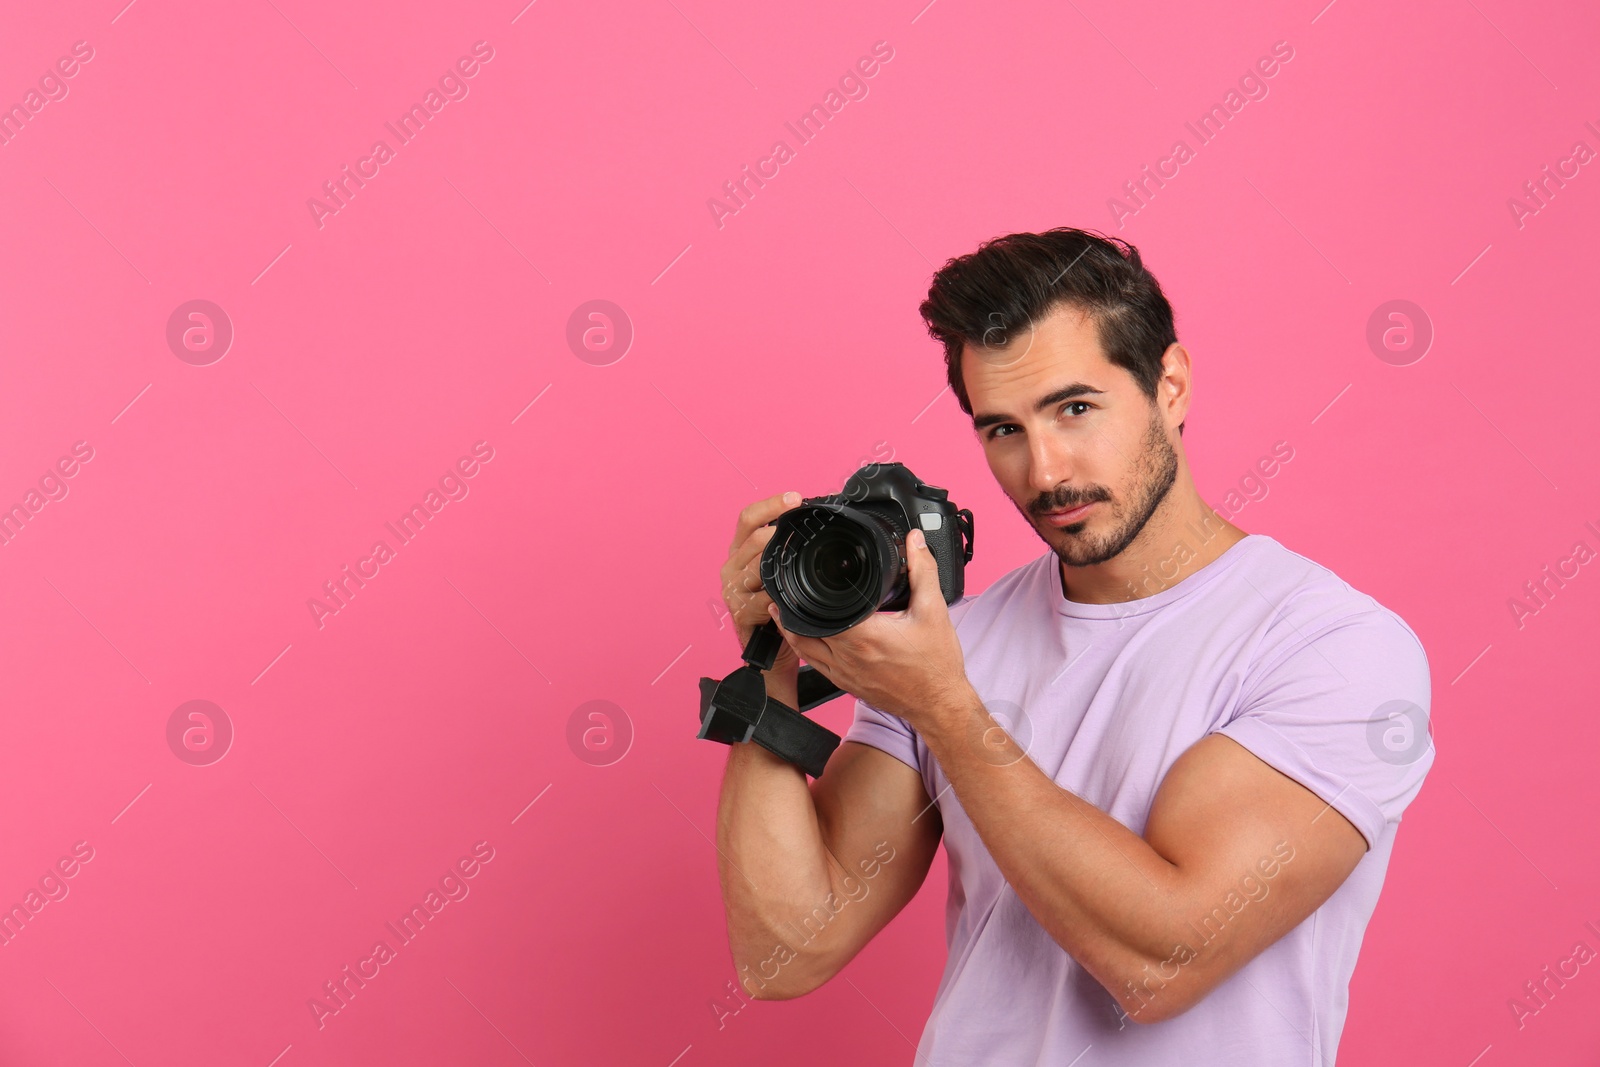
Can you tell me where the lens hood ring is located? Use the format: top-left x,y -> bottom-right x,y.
761,503 -> 902,638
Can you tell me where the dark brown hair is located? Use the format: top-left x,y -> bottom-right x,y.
919,227 -> 1183,433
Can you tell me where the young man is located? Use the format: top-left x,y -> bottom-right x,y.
714,227 -> 1434,1065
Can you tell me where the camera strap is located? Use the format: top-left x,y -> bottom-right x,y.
696,622 -> 846,778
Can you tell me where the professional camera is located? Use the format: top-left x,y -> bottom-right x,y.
759,462 -> 974,638
696,461 -> 975,778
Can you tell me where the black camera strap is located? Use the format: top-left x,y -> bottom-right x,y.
696,622 -> 847,779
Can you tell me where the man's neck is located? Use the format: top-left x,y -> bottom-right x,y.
1059,489 -> 1247,605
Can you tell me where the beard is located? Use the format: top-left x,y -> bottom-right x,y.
1015,405 -> 1179,568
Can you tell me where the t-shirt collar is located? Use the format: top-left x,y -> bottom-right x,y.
1053,533 -> 1268,620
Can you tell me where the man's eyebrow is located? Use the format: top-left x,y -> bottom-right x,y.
971,382 -> 1106,430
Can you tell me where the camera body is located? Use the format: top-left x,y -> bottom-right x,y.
760,462 -> 974,638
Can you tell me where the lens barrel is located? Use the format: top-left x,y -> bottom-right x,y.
761,504 -> 906,638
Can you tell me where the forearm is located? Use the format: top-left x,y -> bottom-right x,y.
920,685 -> 1187,1008
714,670 -> 841,999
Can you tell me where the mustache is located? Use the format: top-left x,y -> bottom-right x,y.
1030,488 -> 1110,515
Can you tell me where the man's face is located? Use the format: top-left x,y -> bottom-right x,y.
963,302 -> 1180,568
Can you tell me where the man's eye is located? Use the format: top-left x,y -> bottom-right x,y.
987,403 -> 1092,440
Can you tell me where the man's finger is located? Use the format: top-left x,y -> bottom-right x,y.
767,604 -> 828,667
730,492 -> 802,553
727,523 -> 777,576
906,528 -> 947,616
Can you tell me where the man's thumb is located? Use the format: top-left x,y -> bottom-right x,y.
907,528 -> 943,611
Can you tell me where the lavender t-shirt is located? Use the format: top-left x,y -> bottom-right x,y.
844,533 -> 1434,1066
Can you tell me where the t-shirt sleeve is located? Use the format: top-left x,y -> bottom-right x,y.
842,696 -> 923,775
1213,607 -> 1435,851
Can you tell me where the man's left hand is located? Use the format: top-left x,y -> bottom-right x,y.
768,527 -> 973,729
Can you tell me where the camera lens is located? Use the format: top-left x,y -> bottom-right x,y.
762,505 -> 905,637
756,465 -> 967,639
795,526 -> 873,613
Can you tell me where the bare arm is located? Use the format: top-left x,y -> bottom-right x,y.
918,688 -> 1367,1023
715,666 -> 941,1000
713,492 -> 942,1000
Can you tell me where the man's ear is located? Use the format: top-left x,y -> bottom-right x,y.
1159,343 -> 1192,435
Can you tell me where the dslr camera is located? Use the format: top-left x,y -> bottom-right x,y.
760,462 -> 974,638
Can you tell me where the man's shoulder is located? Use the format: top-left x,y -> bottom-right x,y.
1242,535 -> 1428,676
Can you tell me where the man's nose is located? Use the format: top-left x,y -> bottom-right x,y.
1027,432 -> 1074,495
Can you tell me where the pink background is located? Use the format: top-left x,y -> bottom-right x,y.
1,0 -> 1596,1063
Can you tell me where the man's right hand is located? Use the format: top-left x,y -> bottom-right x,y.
721,491 -> 806,677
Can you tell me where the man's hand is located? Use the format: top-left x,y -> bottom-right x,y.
721,491 -> 806,677
768,528 -> 971,727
